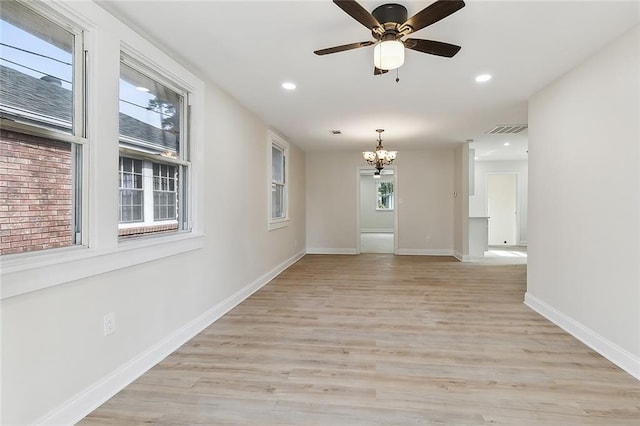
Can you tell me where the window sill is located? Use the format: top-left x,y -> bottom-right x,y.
268,218 -> 290,231
0,232 -> 205,300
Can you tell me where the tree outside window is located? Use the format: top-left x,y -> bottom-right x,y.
376,181 -> 394,210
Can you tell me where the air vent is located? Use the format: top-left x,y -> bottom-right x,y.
330,130 -> 342,135
486,124 -> 528,134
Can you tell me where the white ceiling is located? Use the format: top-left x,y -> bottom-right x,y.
470,130 -> 528,161
98,0 -> 639,160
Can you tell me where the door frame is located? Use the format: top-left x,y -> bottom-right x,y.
486,172 -> 519,246
356,165 -> 398,254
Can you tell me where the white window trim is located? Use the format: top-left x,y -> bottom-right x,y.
1,0 -> 87,248
0,1 -> 206,300
118,53 -> 188,234
0,233 -> 205,299
267,130 -> 290,230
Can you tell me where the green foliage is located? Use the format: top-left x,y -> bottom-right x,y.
376,182 -> 394,209
148,98 -> 178,133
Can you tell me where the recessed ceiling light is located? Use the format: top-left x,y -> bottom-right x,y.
135,86 -> 150,92
281,82 -> 296,90
475,74 -> 492,83
474,157 -> 479,160
504,142 -> 510,146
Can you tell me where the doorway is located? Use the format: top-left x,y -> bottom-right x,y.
358,168 -> 396,253
487,173 -> 517,245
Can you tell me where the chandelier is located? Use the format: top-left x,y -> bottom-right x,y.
362,129 -> 397,178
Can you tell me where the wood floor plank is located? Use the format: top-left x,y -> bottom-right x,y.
80,254 -> 640,425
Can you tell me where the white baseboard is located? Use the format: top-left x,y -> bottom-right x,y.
453,251 -> 471,262
524,292 -> 640,380
396,249 -> 455,256
360,228 -> 393,233
35,250 -> 306,426
306,248 -> 357,255
306,248 -> 456,257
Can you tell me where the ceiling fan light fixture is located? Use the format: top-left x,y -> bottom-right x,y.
374,40 -> 404,70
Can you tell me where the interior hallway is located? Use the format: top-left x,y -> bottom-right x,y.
477,245 -> 528,265
360,232 -> 394,253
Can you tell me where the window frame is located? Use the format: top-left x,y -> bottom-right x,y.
267,130 -> 290,230
0,0 -> 88,254
153,162 -> 178,221
117,53 -> 191,238
118,157 -> 144,224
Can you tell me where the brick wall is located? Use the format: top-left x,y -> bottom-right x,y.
0,129 -> 73,255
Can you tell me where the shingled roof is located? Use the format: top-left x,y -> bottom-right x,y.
0,65 -> 177,152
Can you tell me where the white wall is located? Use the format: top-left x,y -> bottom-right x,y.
469,160 -> 528,245
360,174 -> 394,232
526,26 -> 640,379
307,149 -> 455,255
0,2 -> 305,424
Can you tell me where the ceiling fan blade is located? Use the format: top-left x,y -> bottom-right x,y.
403,0 -> 465,34
334,0 -> 381,30
374,67 -> 389,75
314,41 -> 374,56
404,38 -> 461,57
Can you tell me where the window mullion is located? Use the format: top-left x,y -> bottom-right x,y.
143,161 -> 154,225
0,119 -> 87,145
72,29 -> 85,138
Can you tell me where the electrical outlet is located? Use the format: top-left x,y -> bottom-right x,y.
103,312 -> 115,336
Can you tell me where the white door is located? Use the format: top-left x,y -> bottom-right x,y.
488,174 -> 517,245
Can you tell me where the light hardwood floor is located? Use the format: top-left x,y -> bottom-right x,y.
80,255 -> 640,425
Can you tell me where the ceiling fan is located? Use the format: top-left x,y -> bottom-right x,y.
314,0 -> 465,75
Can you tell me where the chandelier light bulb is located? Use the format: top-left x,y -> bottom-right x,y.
363,151 -> 376,161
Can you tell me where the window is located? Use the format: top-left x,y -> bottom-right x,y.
376,181 -> 394,210
268,131 -> 289,229
153,163 -> 177,221
0,1 -> 85,255
272,145 -> 286,218
118,157 -> 143,223
118,57 -> 189,238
